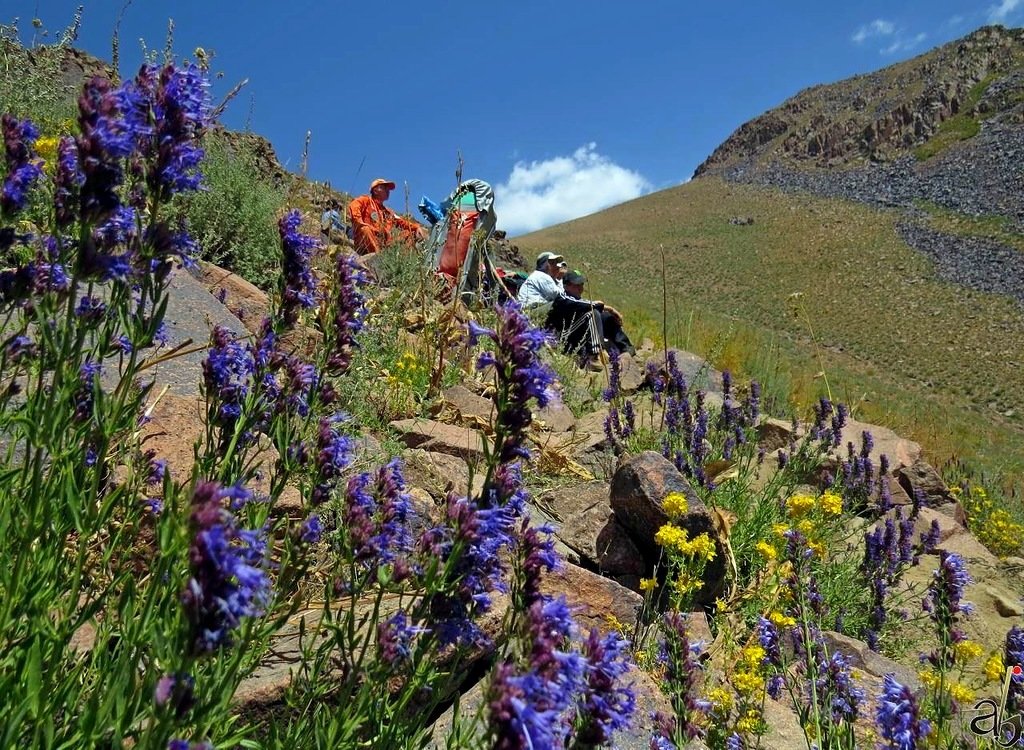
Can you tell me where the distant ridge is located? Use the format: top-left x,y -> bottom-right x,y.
695,25 -> 1024,175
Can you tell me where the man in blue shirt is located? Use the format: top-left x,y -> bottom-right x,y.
518,251 -> 608,366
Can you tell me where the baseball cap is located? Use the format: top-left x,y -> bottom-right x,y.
536,251 -> 565,269
370,178 -> 396,191
564,270 -> 586,285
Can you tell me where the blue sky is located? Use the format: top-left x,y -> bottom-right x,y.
5,1 -> 1023,234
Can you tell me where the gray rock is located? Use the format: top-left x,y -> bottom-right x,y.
609,452 -> 725,602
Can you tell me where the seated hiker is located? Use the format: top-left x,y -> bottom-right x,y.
348,178 -> 427,256
563,269 -> 635,355
517,251 -> 606,366
320,198 -> 349,244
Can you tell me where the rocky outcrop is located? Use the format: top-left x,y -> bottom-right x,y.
610,452 -> 725,601
696,26 -> 1024,174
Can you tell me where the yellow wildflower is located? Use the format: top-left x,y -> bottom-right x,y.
954,640 -> 983,662
918,669 -> 940,689
769,611 -> 796,627
755,541 -> 777,561
34,135 -> 60,172
819,491 -> 843,515
740,645 -> 766,668
772,523 -> 790,538
683,533 -> 717,561
786,493 -> 816,518
706,687 -> 734,714
663,491 -> 689,518
796,519 -> 815,537
949,683 -> 975,703
604,613 -> 627,634
715,598 -> 728,613
732,669 -> 765,696
673,571 -> 704,595
984,652 -> 1005,683
639,577 -> 657,593
654,523 -> 689,551
807,540 -> 827,559
949,485 -> 963,498
735,709 -> 762,734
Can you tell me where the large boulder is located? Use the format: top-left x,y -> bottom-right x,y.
896,458 -> 952,507
401,448 -> 483,501
830,417 -> 921,471
142,392 -> 303,515
609,452 -> 725,602
196,260 -> 271,337
438,385 -> 495,426
535,398 -> 577,432
541,562 -> 644,636
389,419 -> 488,462
538,481 -> 645,580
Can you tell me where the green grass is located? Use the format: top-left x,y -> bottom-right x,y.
517,177 -> 1024,482
913,113 -> 981,160
915,200 -> 1024,252
912,74 -> 998,160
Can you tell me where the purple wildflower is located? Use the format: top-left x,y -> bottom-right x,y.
278,210 -> 319,325
521,522 -> 560,607
154,672 -> 195,718
311,415 -> 354,506
326,253 -> 366,374
659,611 -> 708,739
1,115 -> 43,216
876,674 -> 931,749
76,76 -> 139,223
5,334 -> 36,364
299,513 -> 323,544
470,301 -> 556,464
815,651 -> 865,723
73,360 -> 102,422
181,480 -> 270,654
377,610 -> 427,667
202,325 -> 255,448
488,662 -> 565,750
54,136 -> 83,228
1005,626 -> 1024,714
925,552 -> 973,620
575,627 -> 636,744
141,63 -> 211,199
422,493 -> 518,647
341,459 -> 411,568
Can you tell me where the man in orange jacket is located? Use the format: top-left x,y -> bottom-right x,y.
347,178 -> 427,255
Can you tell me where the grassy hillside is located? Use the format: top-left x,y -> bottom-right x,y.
517,178 -> 1024,481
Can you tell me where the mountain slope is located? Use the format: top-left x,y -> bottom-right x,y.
696,25 -> 1024,174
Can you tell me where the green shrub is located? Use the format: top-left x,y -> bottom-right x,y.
0,19 -> 81,132
913,113 -> 981,160
180,132 -> 287,288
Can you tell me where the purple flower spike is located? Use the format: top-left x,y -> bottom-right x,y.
575,628 -> 636,744
1,114 -> 44,216
876,674 -> 930,749
180,480 -> 270,654
278,210 -> 319,325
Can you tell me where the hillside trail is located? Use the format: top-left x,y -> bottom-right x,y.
146,253 -> 1024,748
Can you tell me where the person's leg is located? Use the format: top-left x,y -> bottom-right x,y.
600,310 -> 635,354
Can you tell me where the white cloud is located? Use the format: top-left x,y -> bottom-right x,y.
496,143 -> 651,235
945,14 -> 965,27
881,31 -> 928,55
852,19 -> 895,43
989,0 -> 1022,22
